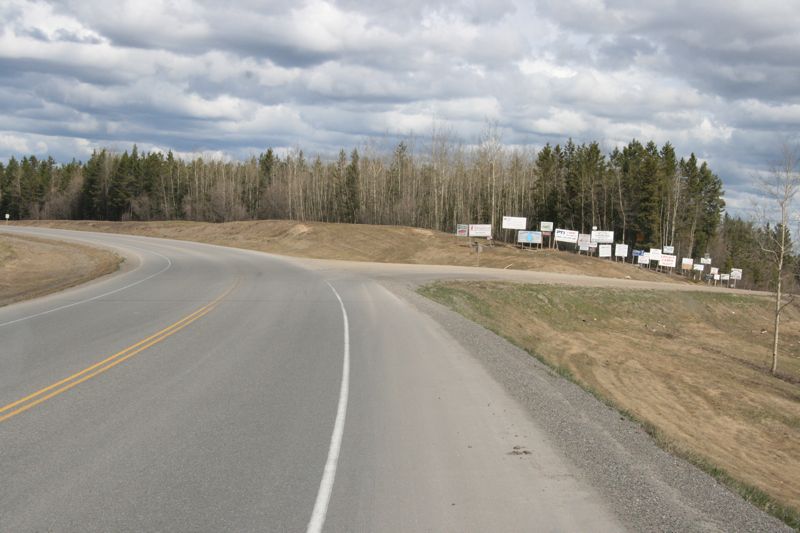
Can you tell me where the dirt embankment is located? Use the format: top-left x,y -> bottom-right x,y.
0,233 -> 121,307
420,281 -> 800,526
13,220 -> 687,284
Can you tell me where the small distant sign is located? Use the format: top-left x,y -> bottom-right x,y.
517,231 -> 542,244
598,244 -> 612,258
649,248 -> 662,262
663,245 -> 675,254
4,214 -> 8,220
469,224 -> 492,238
554,228 -> 579,243
578,233 -> 591,246
710,267 -> 719,275
693,263 -> 705,271
700,257 -> 712,265
632,249 -> 645,257
579,244 -> 590,252
681,258 -> 693,270
456,224 -> 469,237
502,216 -> 527,230
615,244 -> 629,257
714,274 -> 720,281
731,268 -> 743,280
721,273 -> 730,281
659,254 -> 677,268
637,253 -> 650,264
540,221 -> 554,232
591,230 -> 614,244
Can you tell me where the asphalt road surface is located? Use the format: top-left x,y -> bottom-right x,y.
0,227 -> 788,532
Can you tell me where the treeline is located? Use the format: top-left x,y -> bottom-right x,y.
0,137 -> 786,290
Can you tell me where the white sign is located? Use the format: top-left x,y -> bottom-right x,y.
700,257 -> 712,265
693,263 -> 705,271
663,245 -> 675,254
681,258 -> 693,270
4,214 -> 8,220
502,216 -> 527,230
615,244 -> 629,257
710,267 -> 719,275
579,244 -> 590,252
517,231 -> 542,244
598,244 -> 612,258
649,248 -> 662,262
721,273 -> 730,281
591,230 -> 615,244
714,274 -> 720,281
578,233 -> 591,246
637,253 -> 650,264
468,224 -> 492,237
659,254 -> 677,268
731,268 -> 743,280
456,224 -> 469,237
540,221 -> 554,232
554,228 -> 579,243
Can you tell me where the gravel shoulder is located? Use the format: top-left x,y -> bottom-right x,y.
384,280 -> 791,532
0,232 -> 121,307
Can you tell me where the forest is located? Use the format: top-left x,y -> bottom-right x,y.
0,135 -> 791,291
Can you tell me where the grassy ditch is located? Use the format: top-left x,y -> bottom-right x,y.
419,281 -> 800,528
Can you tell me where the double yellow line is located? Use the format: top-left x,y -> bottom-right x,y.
0,282 -> 237,424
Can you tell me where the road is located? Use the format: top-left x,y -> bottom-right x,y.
0,227 -> 787,532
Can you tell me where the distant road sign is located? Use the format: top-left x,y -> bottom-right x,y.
468,224 -> 492,238
517,231 -> 542,244
591,230 -> 614,244
598,244 -> 612,257
663,245 -> 674,254
540,221 -> 554,232
502,216 -> 527,230
659,254 -> 676,268
554,228 -> 579,243
615,244 -> 629,257
649,248 -> 662,262
731,268 -> 743,280
456,224 -> 469,237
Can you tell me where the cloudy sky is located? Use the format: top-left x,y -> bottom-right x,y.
1,0 -> 799,214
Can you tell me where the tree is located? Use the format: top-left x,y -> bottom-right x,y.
757,144 -> 800,376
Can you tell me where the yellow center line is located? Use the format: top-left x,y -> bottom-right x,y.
0,281 -> 238,424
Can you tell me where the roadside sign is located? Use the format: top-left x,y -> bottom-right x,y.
700,257 -> 712,265
517,231 -> 542,244
637,253 -> 650,264
714,274 -> 720,281
632,249 -> 645,257
693,263 -> 705,271
710,267 -> 719,275
502,216 -> 527,230
578,233 -> 591,246
731,268 -> 743,280
663,245 -> 675,254
456,224 -> 469,237
615,244 -> 629,257
540,221 -> 554,232
598,244 -> 612,258
591,230 -> 614,244
681,258 -> 693,270
721,273 -> 730,281
4,214 -> 8,220
554,228 -> 579,243
649,248 -> 662,262
468,224 -> 492,238
659,254 -> 677,268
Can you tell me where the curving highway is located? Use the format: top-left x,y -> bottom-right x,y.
0,227 -> 788,532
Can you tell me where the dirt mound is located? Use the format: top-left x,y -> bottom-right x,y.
12,220 -> 685,284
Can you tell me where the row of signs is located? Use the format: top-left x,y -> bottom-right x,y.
460,221 -> 744,281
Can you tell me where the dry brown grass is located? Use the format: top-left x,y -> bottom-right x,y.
13,220 -> 685,283
0,234 -> 121,307
420,282 -> 800,524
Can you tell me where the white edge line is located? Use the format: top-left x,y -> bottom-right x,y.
307,282 -> 351,533
0,244 -> 172,328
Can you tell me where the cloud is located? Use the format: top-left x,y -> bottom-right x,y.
0,0 -> 798,218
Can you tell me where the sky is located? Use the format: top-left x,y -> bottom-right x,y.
1,0 -> 799,216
